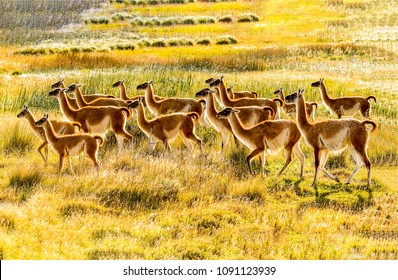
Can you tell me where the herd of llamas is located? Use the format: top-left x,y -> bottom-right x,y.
17,76 -> 378,197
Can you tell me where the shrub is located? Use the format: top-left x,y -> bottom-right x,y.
237,13 -> 259,23
151,39 -> 167,47
85,17 -> 110,25
218,15 -> 233,23
161,18 -> 177,26
111,12 -> 134,22
114,43 -> 136,50
82,46 -> 96,53
11,70 -> 22,75
168,38 -> 182,46
216,35 -> 238,45
196,38 -> 211,45
137,38 -> 151,47
167,0 -> 187,3
197,16 -> 216,24
181,17 -> 196,25
183,39 -> 194,46
131,18 -> 145,26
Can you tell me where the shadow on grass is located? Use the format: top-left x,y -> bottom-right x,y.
297,184 -> 374,214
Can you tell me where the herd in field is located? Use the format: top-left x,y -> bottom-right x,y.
17,76 -> 378,196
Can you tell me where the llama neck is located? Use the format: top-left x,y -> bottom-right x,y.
74,88 -> 89,107
228,112 -> 247,137
214,88 -> 222,104
218,81 -> 233,107
206,92 -> 219,119
58,92 -> 77,120
43,121 -> 59,144
25,111 -> 38,129
296,95 -> 312,132
277,91 -> 286,108
136,103 -> 151,133
144,85 -> 158,113
319,82 -> 333,105
119,83 -> 129,100
25,110 -> 45,138
279,91 -> 286,101
226,88 -> 234,99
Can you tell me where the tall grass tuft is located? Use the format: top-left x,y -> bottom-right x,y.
8,166 -> 44,198
97,182 -> 179,210
1,123 -> 35,155
0,214 -> 15,231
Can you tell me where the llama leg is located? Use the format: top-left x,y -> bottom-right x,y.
38,141 -> 48,163
181,128 -> 202,150
58,155 -> 64,176
312,148 -> 320,196
318,149 -> 340,182
65,156 -> 75,176
85,142 -> 101,170
149,136 -> 156,151
163,139 -> 171,151
258,151 -> 265,176
179,131 -> 193,151
293,142 -> 305,178
115,135 -> 124,153
345,146 -> 364,184
278,146 -> 293,176
246,148 -> 263,175
221,133 -> 228,151
44,144 -> 49,163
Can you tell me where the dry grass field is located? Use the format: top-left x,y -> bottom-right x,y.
0,0 -> 397,260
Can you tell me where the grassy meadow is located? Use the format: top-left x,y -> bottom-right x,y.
0,0 -> 397,260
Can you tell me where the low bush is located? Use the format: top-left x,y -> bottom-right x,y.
84,17 -> 110,25
216,35 -> 238,45
196,38 -> 211,45
237,13 -> 259,23
218,15 -> 233,23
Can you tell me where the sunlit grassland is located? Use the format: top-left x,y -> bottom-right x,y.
0,0 -> 398,260
0,125 -> 397,259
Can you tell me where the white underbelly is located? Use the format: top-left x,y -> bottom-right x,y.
341,103 -> 360,116
164,125 -> 181,139
320,127 -> 349,151
235,135 -> 256,150
180,104 -> 191,113
66,141 -> 85,157
265,129 -> 288,155
89,116 -> 109,134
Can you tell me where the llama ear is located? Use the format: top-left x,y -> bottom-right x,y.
320,77 -> 324,82
60,78 -> 64,83
24,105 -> 28,109
76,84 -> 82,87
138,96 -> 143,103
220,75 -> 224,81
121,79 -> 125,83
229,85 -> 233,89
149,80 -> 153,85
280,87 -> 284,91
